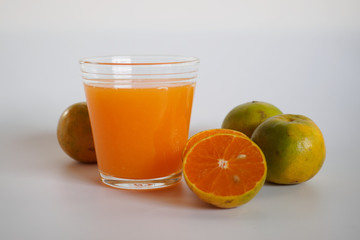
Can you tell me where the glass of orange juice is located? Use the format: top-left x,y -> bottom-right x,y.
79,56 -> 199,190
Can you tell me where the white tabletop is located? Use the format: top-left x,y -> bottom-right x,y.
1,1 -> 359,239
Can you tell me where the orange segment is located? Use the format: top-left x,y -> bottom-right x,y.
183,132 -> 266,208
183,128 -> 247,157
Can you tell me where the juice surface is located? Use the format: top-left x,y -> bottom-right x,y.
84,83 -> 195,179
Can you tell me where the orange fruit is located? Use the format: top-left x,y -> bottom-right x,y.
183,128 -> 248,157
222,101 -> 283,137
57,102 -> 97,163
251,114 -> 326,184
183,131 -> 267,208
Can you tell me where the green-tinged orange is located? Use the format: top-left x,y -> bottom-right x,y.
222,101 -> 283,137
183,131 -> 266,208
251,114 -> 326,184
57,102 -> 97,163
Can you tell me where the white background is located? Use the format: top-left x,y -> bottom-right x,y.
1,0 -> 359,239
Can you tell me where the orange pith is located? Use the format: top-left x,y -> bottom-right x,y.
183,129 -> 247,158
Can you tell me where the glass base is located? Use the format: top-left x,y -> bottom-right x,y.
99,171 -> 182,190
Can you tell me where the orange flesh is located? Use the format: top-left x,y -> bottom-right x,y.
84,83 -> 195,179
184,134 -> 265,196
183,129 -> 247,157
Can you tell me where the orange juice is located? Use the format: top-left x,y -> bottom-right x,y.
84,83 -> 195,180
80,55 -> 199,189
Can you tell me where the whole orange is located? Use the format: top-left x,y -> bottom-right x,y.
222,101 -> 282,138
57,102 -> 96,163
251,114 -> 326,184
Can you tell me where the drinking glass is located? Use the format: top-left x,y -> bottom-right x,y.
80,55 -> 199,190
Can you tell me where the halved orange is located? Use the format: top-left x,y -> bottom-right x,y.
183,129 -> 248,158
183,131 -> 266,208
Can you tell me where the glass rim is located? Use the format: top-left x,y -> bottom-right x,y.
79,55 -> 200,66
